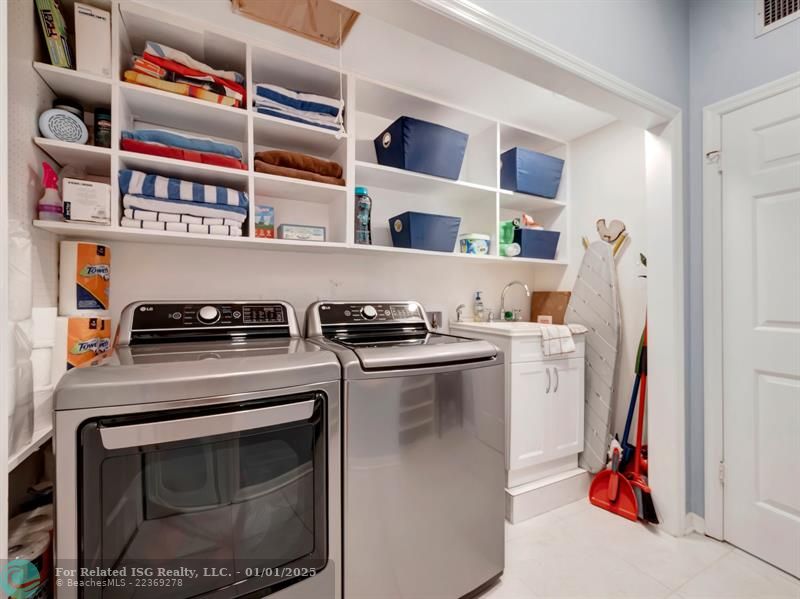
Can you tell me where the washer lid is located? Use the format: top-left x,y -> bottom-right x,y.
54,339 -> 340,411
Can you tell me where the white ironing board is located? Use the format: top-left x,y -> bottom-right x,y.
565,240 -> 621,473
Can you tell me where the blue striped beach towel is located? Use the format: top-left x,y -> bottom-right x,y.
254,83 -> 343,118
119,170 -> 248,207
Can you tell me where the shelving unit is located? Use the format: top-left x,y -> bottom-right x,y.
9,427 -> 53,472
30,0 -> 571,266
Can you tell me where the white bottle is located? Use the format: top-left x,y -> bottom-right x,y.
473,291 -> 485,322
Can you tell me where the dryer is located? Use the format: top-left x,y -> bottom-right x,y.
54,300 -> 340,599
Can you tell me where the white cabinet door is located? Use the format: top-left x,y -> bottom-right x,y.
548,357 -> 585,460
508,362 -> 550,471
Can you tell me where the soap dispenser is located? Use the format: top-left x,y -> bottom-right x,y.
473,291 -> 485,322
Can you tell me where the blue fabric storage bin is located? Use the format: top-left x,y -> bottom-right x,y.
389,211 -> 461,252
501,147 -> 565,198
514,228 -> 560,260
374,116 -> 469,180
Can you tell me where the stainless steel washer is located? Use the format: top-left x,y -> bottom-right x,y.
306,300 -> 505,599
54,301 -> 341,599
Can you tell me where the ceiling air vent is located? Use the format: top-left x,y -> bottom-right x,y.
755,0 -> 800,36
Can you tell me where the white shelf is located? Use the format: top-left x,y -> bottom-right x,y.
9,427 -> 53,471
34,137 -> 112,174
355,161 -> 498,201
252,111 -> 346,157
119,151 -> 249,189
32,220 -> 568,266
253,172 -> 346,204
33,62 -> 112,107
499,190 -> 567,212
121,82 -> 248,142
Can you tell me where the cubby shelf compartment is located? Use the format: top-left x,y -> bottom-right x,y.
33,221 -> 568,266
119,151 -> 249,189
355,161 -> 498,201
252,172 -> 346,204
120,82 -> 248,141
34,138 -> 112,173
9,427 -> 53,472
33,62 -> 112,106
252,111 -> 346,157
499,190 -> 567,212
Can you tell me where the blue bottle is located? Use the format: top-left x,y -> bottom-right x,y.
354,186 -> 372,245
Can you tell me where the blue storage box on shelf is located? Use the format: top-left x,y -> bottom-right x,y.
374,116 -> 469,180
501,147 -> 565,198
513,228 -> 560,260
389,211 -> 461,252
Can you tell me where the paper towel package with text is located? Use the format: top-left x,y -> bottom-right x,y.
59,241 -> 111,315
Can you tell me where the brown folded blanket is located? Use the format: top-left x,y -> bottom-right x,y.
254,160 -> 345,186
255,150 -> 343,179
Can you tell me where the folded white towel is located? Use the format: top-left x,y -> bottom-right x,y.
122,216 -> 242,237
540,324 -> 576,356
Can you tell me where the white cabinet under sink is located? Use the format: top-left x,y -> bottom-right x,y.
450,321 -> 589,522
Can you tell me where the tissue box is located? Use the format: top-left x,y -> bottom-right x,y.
277,224 -> 326,242
63,178 -> 111,224
75,2 -> 111,78
255,205 -> 275,238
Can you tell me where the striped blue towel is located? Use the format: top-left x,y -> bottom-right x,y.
254,83 -> 343,118
119,170 -> 248,207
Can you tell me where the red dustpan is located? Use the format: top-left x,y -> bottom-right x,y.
589,446 -> 638,521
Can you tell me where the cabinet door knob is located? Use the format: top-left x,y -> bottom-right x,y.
545,368 -> 551,394
554,367 -> 560,393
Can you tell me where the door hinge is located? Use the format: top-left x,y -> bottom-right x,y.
718,461 -> 725,485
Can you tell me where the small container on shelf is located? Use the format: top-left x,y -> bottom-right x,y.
255,205 -> 275,238
374,116 -> 468,180
389,211 -> 461,253
277,224 -> 326,242
501,147 -> 564,199
513,228 -> 560,260
458,233 -> 491,255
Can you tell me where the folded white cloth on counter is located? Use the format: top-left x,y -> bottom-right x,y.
540,324 -> 576,356
121,216 -> 242,237
124,208 -> 240,226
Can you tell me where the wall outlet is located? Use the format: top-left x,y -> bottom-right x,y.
427,311 -> 443,329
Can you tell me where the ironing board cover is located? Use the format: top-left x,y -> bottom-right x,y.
565,240 -> 621,473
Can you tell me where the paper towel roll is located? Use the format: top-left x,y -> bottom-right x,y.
8,221 -> 33,322
9,321 -> 34,455
32,307 -> 58,348
58,241 -> 111,315
32,348 -> 52,388
52,316 -> 112,385
7,530 -> 51,596
34,386 -> 54,433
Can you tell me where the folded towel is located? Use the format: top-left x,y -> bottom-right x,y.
254,106 -> 342,132
123,208 -> 240,227
124,70 -> 239,107
122,215 -> 242,237
254,150 -> 343,178
254,160 -> 345,186
254,83 -> 342,118
123,194 -> 248,222
121,129 -> 243,160
253,96 -> 340,125
119,170 -> 248,208
132,55 -> 166,79
121,138 -> 246,170
142,52 -> 245,103
145,41 -> 244,85
540,325 -> 576,356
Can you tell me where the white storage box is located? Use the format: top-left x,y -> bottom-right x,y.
63,178 -> 111,224
74,3 -> 111,78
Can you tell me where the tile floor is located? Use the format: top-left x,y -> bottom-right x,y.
480,499 -> 800,598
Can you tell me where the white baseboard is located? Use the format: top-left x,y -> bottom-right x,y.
506,467 -> 590,523
685,512 -> 706,535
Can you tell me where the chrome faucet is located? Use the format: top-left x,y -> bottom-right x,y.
455,304 -> 466,322
500,281 -> 531,321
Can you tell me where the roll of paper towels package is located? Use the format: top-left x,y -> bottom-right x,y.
52,316 -> 112,385
59,241 -> 111,315
9,320 -> 34,455
8,221 -> 33,322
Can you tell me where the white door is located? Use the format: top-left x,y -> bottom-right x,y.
508,361 -> 548,470
548,358 -> 585,459
722,85 -> 800,577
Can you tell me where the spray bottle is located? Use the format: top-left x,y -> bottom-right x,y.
39,162 -> 63,221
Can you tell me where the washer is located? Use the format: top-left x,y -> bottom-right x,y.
306,300 -> 506,599
54,301 -> 340,599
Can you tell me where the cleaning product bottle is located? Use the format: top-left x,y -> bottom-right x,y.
39,162 -> 63,221
473,291 -> 485,322
354,186 -> 372,244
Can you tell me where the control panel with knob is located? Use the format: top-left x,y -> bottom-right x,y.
361,305 -> 378,320
197,305 -> 221,324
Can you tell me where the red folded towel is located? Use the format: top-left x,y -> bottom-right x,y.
121,138 -> 247,170
142,52 -> 246,105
